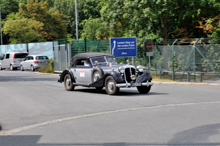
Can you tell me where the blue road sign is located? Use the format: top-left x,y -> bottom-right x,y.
110,37 -> 137,57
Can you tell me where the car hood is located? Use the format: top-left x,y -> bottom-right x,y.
99,64 -> 135,73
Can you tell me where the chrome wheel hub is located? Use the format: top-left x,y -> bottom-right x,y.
66,79 -> 71,87
107,81 -> 114,92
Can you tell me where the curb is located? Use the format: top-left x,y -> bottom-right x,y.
154,81 -> 220,87
34,72 -> 60,76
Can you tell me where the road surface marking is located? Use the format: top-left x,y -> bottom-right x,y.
0,101 -> 220,136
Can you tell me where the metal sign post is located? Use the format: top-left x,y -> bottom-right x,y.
146,52 -> 153,70
144,40 -> 154,71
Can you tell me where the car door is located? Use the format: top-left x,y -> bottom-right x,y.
2,53 -> 10,68
74,66 -> 92,84
22,56 -> 30,69
72,59 -> 92,84
28,56 -> 34,69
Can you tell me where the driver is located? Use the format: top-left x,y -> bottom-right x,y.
84,59 -> 91,66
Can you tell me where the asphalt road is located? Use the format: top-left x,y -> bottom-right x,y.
0,70 -> 220,146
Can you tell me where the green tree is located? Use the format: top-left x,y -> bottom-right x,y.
2,0 -> 67,43
80,18 -> 111,40
0,0 -> 19,19
2,13 -> 45,43
83,0 -> 101,19
100,0 -> 126,37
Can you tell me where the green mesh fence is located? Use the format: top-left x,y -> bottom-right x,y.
71,40 -> 110,56
153,38 -> 220,82
70,38 -> 220,83
71,40 -> 150,65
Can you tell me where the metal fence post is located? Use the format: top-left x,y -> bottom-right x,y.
154,40 -> 159,76
187,72 -> 190,82
159,70 -> 162,79
84,37 -> 87,52
172,39 -> 178,80
58,40 -> 61,71
66,45 -> 68,69
68,43 -> 72,67
200,73 -> 203,82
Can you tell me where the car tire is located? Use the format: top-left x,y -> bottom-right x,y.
30,65 -> 35,71
105,76 -> 119,95
91,67 -> 104,82
137,86 -> 151,94
0,65 -> 2,70
20,65 -> 24,71
10,65 -> 14,71
64,74 -> 75,91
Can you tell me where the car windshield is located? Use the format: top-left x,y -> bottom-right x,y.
90,56 -> 117,65
105,56 -> 118,65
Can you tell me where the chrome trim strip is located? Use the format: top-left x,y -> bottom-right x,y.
116,81 -> 154,87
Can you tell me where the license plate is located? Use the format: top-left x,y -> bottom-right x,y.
131,83 -> 141,86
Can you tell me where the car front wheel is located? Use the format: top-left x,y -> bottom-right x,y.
105,76 -> 119,95
64,74 -> 75,91
137,86 -> 151,94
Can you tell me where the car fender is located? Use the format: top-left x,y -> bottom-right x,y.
58,69 -> 75,83
88,71 -> 124,87
105,71 -> 124,83
136,70 -> 152,83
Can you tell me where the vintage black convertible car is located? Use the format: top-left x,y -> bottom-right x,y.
58,52 -> 153,95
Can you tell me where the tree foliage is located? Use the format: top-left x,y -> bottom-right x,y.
2,0 -> 67,43
1,0 -> 220,44
80,18 -> 112,40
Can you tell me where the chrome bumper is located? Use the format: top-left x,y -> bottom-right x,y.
116,81 -> 153,87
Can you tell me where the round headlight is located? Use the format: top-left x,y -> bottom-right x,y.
131,75 -> 136,80
119,66 -> 125,73
137,65 -> 144,72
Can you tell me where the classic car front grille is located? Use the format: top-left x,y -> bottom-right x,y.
125,67 -> 136,82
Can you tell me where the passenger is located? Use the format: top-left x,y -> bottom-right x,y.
84,59 -> 91,66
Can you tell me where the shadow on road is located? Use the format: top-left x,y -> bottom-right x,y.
0,75 -> 57,82
168,123 -> 220,145
73,88 -> 168,96
0,135 -> 220,146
